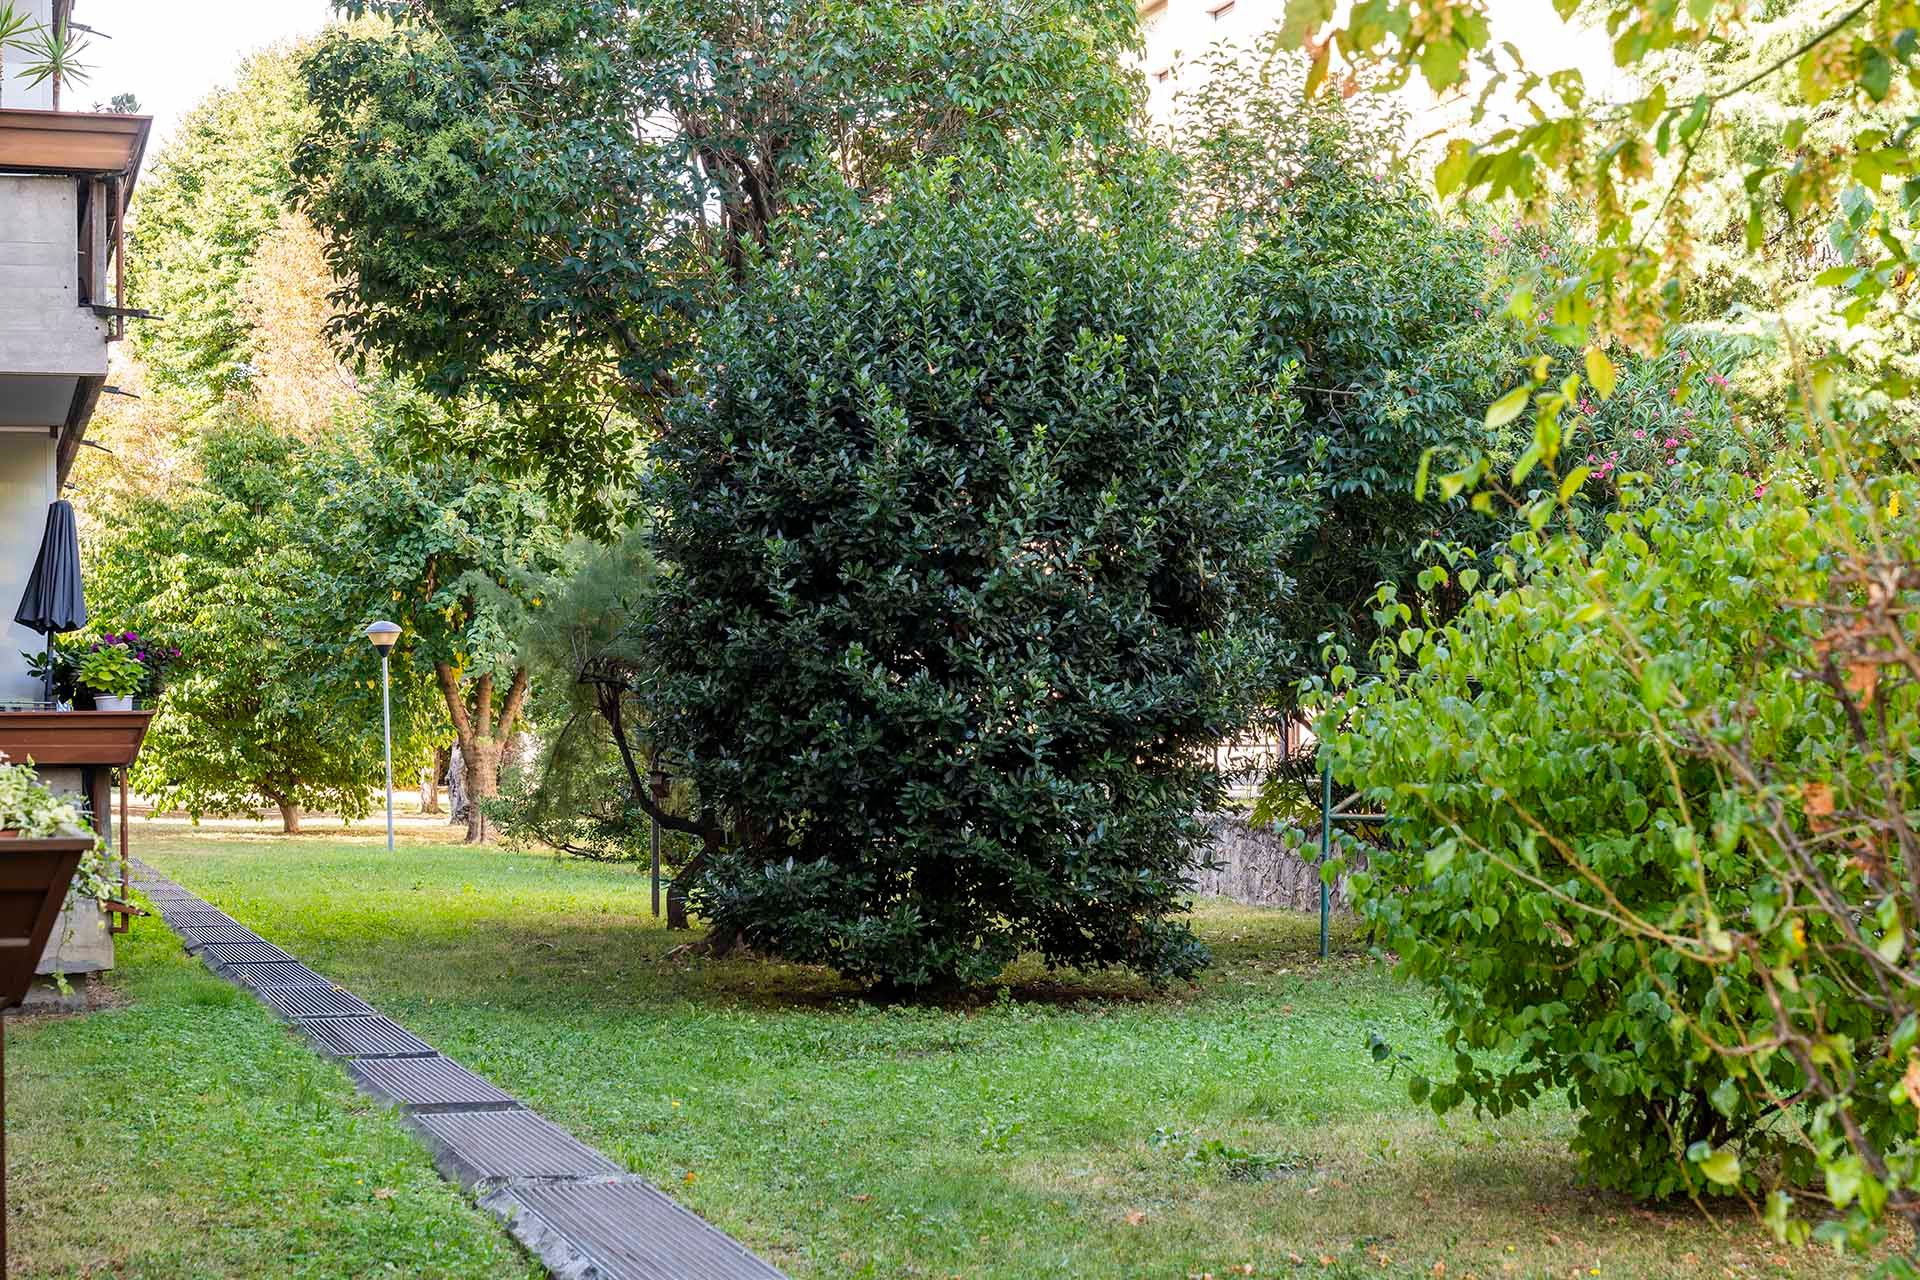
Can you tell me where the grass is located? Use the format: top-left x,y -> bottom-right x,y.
5,903 -> 538,1279
14,820 -> 1860,1278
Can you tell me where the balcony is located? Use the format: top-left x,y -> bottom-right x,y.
0,106 -> 151,479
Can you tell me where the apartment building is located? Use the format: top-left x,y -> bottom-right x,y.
1137,0 -> 1276,122
0,0 -> 151,972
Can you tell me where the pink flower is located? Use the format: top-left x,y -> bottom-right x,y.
1634,430 -> 1646,440
1664,438 -> 1679,449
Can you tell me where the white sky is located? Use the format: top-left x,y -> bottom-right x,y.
77,0 -> 332,151
76,0 -> 1626,160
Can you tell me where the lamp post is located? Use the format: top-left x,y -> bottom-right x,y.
365,621 -> 401,851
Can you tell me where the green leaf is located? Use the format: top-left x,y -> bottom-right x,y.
1419,37 -> 1464,92
1826,1156 -> 1863,1207
1584,347 -> 1616,399
1861,46 -> 1892,102
1511,441 -> 1544,484
1305,40 -> 1331,97
1695,1145 -> 1741,1186
1413,447 -> 1435,502
1486,385 -> 1531,429
1434,139 -> 1473,198
1279,0 -> 1336,49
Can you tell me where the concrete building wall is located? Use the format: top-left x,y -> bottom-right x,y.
0,0 -> 57,111
0,430 -> 56,705
1138,0 -> 1274,123
0,174 -> 107,388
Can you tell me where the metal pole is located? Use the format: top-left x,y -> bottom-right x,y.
1319,760 -> 1332,959
381,652 -> 394,852
651,815 -> 662,918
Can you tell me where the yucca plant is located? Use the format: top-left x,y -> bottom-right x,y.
0,3 -> 38,108
16,19 -> 91,111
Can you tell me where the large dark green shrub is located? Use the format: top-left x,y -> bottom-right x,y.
641,151 -> 1314,990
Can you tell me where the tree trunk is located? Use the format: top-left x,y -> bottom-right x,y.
463,739 -> 500,844
278,800 -> 302,834
421,746 -> 446,815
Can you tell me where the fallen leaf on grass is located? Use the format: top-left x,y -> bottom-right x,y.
372,1188 -> 394,1201
1124,1211 -> 1146,1226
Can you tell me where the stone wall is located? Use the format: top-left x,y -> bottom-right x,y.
1188,812 -> 1367,913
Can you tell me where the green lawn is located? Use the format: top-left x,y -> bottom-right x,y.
11,823 -> 1853,1278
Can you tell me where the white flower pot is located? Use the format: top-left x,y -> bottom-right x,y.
95,695 -> 134,712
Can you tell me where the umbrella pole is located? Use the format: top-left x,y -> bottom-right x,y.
42,635 -> 51,708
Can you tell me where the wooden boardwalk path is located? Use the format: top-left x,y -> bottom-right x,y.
128,859 -> 791,1280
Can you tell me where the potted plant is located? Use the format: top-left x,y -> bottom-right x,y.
78,644 -> 143,712
75,631 -> 176,711
22,637 -> 82,709
0,755 -> 88,840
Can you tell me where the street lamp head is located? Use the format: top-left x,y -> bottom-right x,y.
364,620 -> 402,653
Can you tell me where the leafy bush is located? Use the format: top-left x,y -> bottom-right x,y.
1176,40 -> 1530,693
0,759 -> 89,838
1320,460 -> 1920,1251
641,149 -> 1315,990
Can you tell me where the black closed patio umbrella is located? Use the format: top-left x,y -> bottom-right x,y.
14,500 -> 87,705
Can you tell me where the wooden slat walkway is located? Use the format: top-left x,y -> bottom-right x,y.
128,859 -> 791,1280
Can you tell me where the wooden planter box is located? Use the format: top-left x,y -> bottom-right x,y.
0,710 -> 152,769
0,836 -> 92,1008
